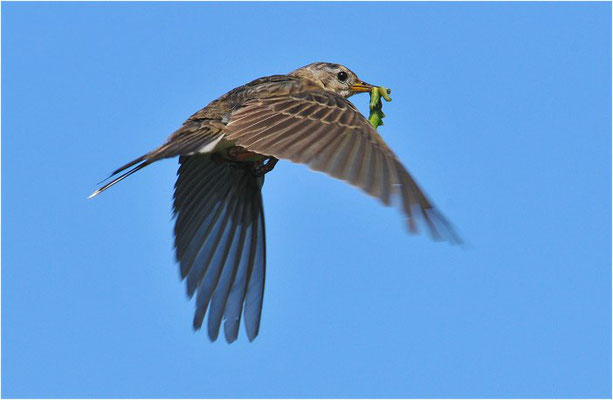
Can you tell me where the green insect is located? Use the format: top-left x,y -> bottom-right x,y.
368,86 -> 392,129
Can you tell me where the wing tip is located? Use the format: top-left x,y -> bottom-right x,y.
423,208 -> 463,245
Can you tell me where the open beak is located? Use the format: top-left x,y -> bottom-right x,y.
350,81 -> 374,93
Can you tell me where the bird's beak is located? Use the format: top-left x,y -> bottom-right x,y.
350,81 -> 374,93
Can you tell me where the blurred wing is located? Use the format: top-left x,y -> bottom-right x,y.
173,155 -> 266,342
226,91 -> 459,242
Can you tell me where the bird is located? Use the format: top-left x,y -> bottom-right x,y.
89,62 -> 459,343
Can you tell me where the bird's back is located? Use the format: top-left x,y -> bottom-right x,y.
186,74 -> 322,123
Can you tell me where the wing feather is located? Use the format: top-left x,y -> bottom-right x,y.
226,91 -> 459,242
173,155 -> 267,342
206,197 -> 249,340
192,182 -> 243,327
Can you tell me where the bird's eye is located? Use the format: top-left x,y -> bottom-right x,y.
337,71 -> 348,82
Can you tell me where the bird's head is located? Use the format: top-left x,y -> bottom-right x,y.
289,62 -> 373,98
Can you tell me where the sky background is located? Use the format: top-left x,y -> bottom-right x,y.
2,2 -> 611,398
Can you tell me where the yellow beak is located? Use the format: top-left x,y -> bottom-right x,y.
350,81 -> 374,93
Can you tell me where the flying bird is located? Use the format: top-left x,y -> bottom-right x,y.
89,62 -> 459,343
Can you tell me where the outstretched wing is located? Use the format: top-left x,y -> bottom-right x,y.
226,91 -> 459,242
173,155 -> 266,342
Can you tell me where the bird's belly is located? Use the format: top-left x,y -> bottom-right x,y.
192,136 -> 266,162
223,146 -> 267,162
195,135 -> 225,154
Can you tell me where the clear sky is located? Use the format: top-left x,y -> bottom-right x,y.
2,2 -> 610,398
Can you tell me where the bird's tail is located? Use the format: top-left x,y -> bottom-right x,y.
88,154 -> 153,198
89,119 -> 229,199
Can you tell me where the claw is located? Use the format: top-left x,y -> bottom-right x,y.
252,157 -> 278,177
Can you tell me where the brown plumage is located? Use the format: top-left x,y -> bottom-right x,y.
89,62 -> 460,343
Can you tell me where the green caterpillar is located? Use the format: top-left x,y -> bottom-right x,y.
368,86 -> 392,129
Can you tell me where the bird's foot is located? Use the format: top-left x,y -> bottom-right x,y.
216,147 -> 277,177
252,157 -> 278,177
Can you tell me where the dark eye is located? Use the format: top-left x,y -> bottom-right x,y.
337,71 -> 348,82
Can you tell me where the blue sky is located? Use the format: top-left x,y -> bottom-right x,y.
2,2 -> 610,398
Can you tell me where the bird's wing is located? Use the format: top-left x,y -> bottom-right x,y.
173,154 -> 266,342
225,91 -> 459,242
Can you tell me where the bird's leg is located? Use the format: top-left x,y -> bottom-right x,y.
226,146 -> 278,176
252,157 -> 278,177
261,157 -> 278,174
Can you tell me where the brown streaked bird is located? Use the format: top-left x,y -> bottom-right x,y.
89,62 -> 459,343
